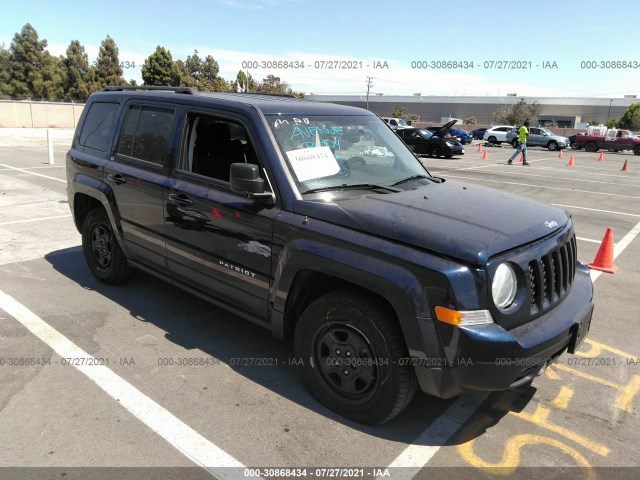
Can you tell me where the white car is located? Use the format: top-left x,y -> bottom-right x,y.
483,125 -> 514,144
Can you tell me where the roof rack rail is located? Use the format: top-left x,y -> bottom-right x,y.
233,92 -> 297,99
103,86 -> 197,94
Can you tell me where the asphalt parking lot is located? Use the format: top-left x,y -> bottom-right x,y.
0,133 -> 639,480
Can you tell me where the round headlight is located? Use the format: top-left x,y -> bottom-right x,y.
492,263 -> 517,309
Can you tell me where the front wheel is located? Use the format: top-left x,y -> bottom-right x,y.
488,136 -> 498,144
294,290 -> 417,424
82,207 -> 134,284
635,145 -> 640,156
547,141 -> 558,151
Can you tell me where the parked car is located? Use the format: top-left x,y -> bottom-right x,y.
506,126 -> 569,151
381,117 -> 412,130
427,126 -> 472,144
397,121 -> 465,157
573,128 -> 640,154
66,86 -> 593,425
483,125 -> 514,144
469,128 -> 488,140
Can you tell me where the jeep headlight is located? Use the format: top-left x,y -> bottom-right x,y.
445,141 -> 454,147
492,263 -> 517,309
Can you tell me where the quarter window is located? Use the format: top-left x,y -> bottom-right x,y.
79,102 -> 119,152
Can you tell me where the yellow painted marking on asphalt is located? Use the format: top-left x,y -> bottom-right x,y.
545,368 -> 562,380
552,387 -> 574,410
576,338 -> 636,360
458,434 -> 595,479
510,405 -> 609,456
614,375 -> 640,413
554,364 -> 621,389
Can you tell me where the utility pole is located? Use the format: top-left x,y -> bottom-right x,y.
365,77 -> 373,110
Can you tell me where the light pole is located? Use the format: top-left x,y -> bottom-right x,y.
607,99 -> 613,122
365,77 -> 373,110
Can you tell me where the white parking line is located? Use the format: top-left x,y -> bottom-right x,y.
0,165 -> 66,171
443,174 -> 640,199
0,214 -> 71,226
576,236 -> 604,244
551,204 -> 640,218
0,163 -> 66,183
590,219 -> 640,283
0,289 -> 250,480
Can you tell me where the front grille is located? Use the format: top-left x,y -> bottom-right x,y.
528,234 -> 577,313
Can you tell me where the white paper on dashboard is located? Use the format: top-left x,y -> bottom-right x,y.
285,146 -> 340,182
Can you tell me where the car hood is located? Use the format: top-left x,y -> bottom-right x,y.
293,180 -> 569,265
433,120 -> 457,137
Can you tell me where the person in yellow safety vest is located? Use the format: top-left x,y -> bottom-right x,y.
508,119 -> 529,166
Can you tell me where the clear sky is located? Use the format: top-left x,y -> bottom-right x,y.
1,0 -> 639,98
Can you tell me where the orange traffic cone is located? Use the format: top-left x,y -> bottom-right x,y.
519,153 -> 524,163
567,155 -> 575,166
482,150 -> 488,160
621,159 -> 629,171
558,150 -> 563,159
477,144 -> 482,152
598,151 -> 604,161
588,228 -> 618,273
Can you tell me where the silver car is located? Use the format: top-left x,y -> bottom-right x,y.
507,126 -> 569,151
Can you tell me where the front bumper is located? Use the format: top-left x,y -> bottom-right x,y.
414,263 -> 594,399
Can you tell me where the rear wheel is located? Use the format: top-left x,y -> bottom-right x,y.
635,145 -> 640,156
294,290 -> 417,425
488,136 -> 498,144
511,139 -> 519,148
82,207 -> 134,284
585,142 -> 598,152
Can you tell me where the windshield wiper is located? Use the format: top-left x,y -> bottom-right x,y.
391,174 -> 433,186
302,183 -> 401,194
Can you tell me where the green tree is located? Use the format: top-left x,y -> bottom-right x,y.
182,50 -> 225,91
493,98 -> 540,125
5,23 -> 50,99
618,102 -> 640,130
94,35 -> 125,89
392,105 -> 407,118
234,70 -> 257,92
256,74 -> 302,97
464,116 -> 477,125
0,46 -> 10,98
142,46 -> 180,86
604,118 -> 618,129
62,40 -> 91,101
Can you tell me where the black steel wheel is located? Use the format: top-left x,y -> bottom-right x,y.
294,290 -> 416,424
82,207 -> 134,284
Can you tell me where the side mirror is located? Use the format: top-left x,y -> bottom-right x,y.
229,163 -> 274,202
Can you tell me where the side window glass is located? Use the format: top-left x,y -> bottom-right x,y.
117,105 -> 174,165
79,102 -> 119,152
181,113 -> 263,184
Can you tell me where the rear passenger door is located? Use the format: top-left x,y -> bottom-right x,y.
164,110 -> 278,321
104,102 -> 176,269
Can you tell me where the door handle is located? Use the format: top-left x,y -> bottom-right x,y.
169,193 -> 194,206
107,173 -> 126,184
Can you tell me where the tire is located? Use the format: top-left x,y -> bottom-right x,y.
444,155 -> 453,158
635,145 -> 640,156
82,207 -> 134,284
488,136 -> 498,144
429,145 -> 442,158
585,142 -> 598,152
511,139 -> 519,148
547,141 -> 558,151
294,290 -> 417,425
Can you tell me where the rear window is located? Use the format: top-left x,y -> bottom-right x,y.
79,102 -> 119,152
117,105 -> 175,164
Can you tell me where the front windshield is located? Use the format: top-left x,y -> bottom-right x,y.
417,129 -> 434,139
397,118 -> 409,127
266,114 -> 430,194
540,128 -> 554,135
